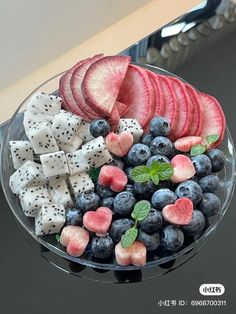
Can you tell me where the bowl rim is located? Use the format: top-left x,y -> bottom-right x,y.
1,64 -> 236,271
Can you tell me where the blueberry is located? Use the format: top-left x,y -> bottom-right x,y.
149,116 -> 170,137
109,157 -> 124,169
124,166 -> 134,183
124,184 -> 135,194
96,183 -> 115,198
127,144 -> 151,166
134,181 -> 156,198
206,149 -> 226,172
162,225 -> 184,251
141,133 -> 154,146
109,218 -> 134,242
101,197 -> 115,209
65,208 -> 83,226
146,154 -> 170,167
198,193 -> 221,217
139,208 -> 163,233
137,230 -> 160,251
198,175 -> 220,193
90,119 -> 110,137
150,136 -> 173,156
191,154 -> 212,177
75,191 -> 100,213
182,210 -> 205,236
91,236 -> 114,259
151,189 -> 177,210
113,191 -> 136,216
175,180 -> 203,205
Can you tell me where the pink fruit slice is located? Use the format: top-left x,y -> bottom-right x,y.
162,198 -> 193,225
171,154 -> 196,183
118,64 -> 154,127
105,131 -> 134,157
115,241 -> 147,267
59,59 -> 90,119
108,104 -> 120,131
71,54 -> 104,119
116,101 -> 129,116
98,165 -> 128,192
167,77 -> 193,139
185,84 -> 203,136
82,55 -> 131,115
146,69 -> 165,116
198,92 -> 226,147
83,207 -> 112,234
174,136 -> 203,152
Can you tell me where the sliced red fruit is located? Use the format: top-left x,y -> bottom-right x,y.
105,131 -> 134,157
198,92 -> 226,147
71,54 -> 104,119
146,69 -> 165,116
108,104 -> 120,131
98,165 -> 128,192
83,207 -> 112,234
59,59 -> 90,120
185,84 -> 203,136
115,241 -> 147,267
116,101 -> 129,116
118,64 -> 154,127
158,75 -> 178,134
170,154 -> 196,183
82,55 -> 131,115
174,136 -> 203,152
167,76 -> 193,139
162,198 -> 193,225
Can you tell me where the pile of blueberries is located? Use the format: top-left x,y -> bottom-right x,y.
64,116 -> 226,261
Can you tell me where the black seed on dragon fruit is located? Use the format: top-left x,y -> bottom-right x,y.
9,140 -> 34,169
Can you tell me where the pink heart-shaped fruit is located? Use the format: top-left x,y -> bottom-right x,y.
162,198 -> 193,225
106,131 -> 133,157
83,207 -> 112,234
98,165 -> 128,192
115,241 -> 147,267
171,154 -> 196,183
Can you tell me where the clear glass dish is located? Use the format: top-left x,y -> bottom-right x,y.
1,65 -> 235,272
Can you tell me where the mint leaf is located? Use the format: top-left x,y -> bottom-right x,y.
150,173 -> 159,185
55,234 -> 60,242
149,160 -> 159,174
190,144 -> 206,156
131,166 -> 150,183
206,134 -> 219,146
157,163 -> 174,180
131,200 -> 151,221
88,167 -> 101,182
121,227 -> 138,248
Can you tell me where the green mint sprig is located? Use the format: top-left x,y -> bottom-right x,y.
121,200 -> 151,248
55,234 -> 60,242
190,134 -> 220,156
88,167 -> 101,182
131,160 -> 173,185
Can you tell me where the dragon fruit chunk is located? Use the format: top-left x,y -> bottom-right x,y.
77,121 -> 94,143
58,135 -> 83,153
117,118 -> 143,143
40,151 -> 69,178
52,109 -> 82,145
25,123 -> 59,154
23,110 -> 53,131
68,173 -> 94,198
35,204 -> 66,235
9,140 -> 34,169
48,176 -> 73,208
27,92 -> 62,116
66,149 -> 89,176
82,136 -> 113,169
19,186 -> 52,217
9,160 -> 47,194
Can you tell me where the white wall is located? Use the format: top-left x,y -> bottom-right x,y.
0,0 -> 151,89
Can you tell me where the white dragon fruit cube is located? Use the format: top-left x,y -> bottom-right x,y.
9,140 -> 34,169
59,135 -> 83,153
35,204 -> 66,236
27,92 -> 62,116
40,151 -> 69,178
52,110 -> 82,145
48,176 -> 73,208
68,173 -> 94,198
66,149 -> 89,176
25,123 -> 59,154
82,136 -> 113,169
23,110 -> 53,131
77,121 -> 94,143
19,186 -> 52,217
9,160 -> 47,194
117,118 -> 143,143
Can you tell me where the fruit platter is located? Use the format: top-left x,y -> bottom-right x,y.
1,54 -> 235,271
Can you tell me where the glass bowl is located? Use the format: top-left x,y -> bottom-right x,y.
1,64 -> 235,274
